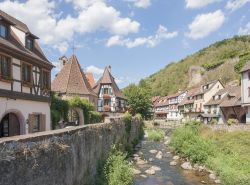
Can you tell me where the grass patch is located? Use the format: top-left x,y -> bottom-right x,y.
170,121 -> 250,185
146,129 -> 165,141
96,146 -> 133,185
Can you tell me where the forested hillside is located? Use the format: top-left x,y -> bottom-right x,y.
143,35 -> 250,96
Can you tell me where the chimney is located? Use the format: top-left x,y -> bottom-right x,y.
59,56 -> 68,71
108,65 -> 111,73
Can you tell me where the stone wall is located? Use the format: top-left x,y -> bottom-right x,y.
208,124 -> 250,132
0,118 -> 142,185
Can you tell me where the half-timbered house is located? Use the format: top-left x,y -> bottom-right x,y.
93,66 -> 126,114
0,10 -> 53,137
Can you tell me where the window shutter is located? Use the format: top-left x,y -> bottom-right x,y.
39,114 -> 46,131
28,114 -> 34,133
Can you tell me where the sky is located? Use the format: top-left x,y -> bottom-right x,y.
0,0 -> 250,88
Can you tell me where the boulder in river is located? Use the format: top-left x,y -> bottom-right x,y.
145,168 -> 155,175
181,162 -> 193,170
173,155 -> 180,160
148,158 -> 154,162
151,165 -> 161,171
156,151 -> 163,159
133,168 -> 141,175
140,174 -> 147,178
170,161 -> 177,166
136,159 -> 147,165
209,173 -> 216,180
149,149 -> 157,154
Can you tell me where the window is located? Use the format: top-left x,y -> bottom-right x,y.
104,99 -> 109,106
25,36 -> 33,50
248,87 -> 250,97
0,24 -> 7,38
104,88 -> 109,94
22,62 -> 32,84
42,70 -> 50,89
33,115 -> 40,133
0,55 -> 11,80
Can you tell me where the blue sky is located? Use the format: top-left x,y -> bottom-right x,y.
1,0 -> 250,87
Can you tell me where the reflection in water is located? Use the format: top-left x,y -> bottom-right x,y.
134,129 -> 215,185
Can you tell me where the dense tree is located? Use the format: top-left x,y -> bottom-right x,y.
123,83 -> 152,119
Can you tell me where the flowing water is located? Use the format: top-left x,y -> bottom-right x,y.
133,128 -> 216,185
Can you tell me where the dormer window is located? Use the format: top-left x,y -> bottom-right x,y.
25,36 -> 33,50
0,23 -> 7,38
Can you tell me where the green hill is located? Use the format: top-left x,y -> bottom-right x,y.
144,35 -> 250,96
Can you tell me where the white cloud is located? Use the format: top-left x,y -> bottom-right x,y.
125,0 -> 151,8
106,25 -> 178,48
185,0 -> 220,8
238,22 -> 250,35
226,0 -> 250,11
86,65 -> 104,75
0,0 -> 140,53
187,10 -> 225,39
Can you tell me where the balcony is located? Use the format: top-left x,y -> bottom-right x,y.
103,94 -> 111,99
104,105 -> 111,112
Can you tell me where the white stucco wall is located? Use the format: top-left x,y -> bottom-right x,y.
241,71 -> 250,104
0,97 -> 51,135
11,26 -> 26,46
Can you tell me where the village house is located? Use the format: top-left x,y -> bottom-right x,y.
51,55 -> 98,125
167,91 -> 187,121
179,80 -> 224,122
93,66 -> 126,114
202,86 -> 244,124
0,10 -> 53,137
240,61 -> 250,124
153,96 -> 169,119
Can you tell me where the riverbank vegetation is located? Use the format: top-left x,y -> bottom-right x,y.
170,121 -> 250,185
146,128 -> 165,141
96,146 -> 133,185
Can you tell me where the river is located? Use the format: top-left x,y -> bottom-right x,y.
133,127 -> 216,185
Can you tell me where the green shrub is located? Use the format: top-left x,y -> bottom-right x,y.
210,118 -> 218,125
147,129 -> 165,141
51,110 -> 61,129
227,118 -> 237,126
104,146 -> 133,185
234,53 -> 250,73
170,124 -> 214,164
123,112 -> 132,134
202,60 -> 225,71
69,96 -> 94,124
135,113 -> 143,122
89,111 -> 103,124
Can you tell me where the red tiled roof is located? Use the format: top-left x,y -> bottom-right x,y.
93,66 -> 126,99
85,72 -> 95,88
51,55 -> 97,97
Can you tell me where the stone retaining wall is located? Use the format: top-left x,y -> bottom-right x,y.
0,118 -> 142,185
208,124 -> 250,132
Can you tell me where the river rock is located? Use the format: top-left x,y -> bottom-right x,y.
173,155 -> 180,160
215,179 -> 221,184
148,157 -> 154,162
145,168 -> 155,175
133,168 -> 141,175
209,173 -> 216,180
156,151 -> 163,159
164,140 -> 170,145
136,159 -> 147,165
151,165 -> 161,171
181,162 -> 193,170
140,174 -> 147,178
201,180 -> 207,184
170,161 -> 177,166
133,154 -> 139,157
149,149 -> 157,154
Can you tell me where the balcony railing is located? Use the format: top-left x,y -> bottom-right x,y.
103,94 -> 111,99
104,105 -> 111,112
